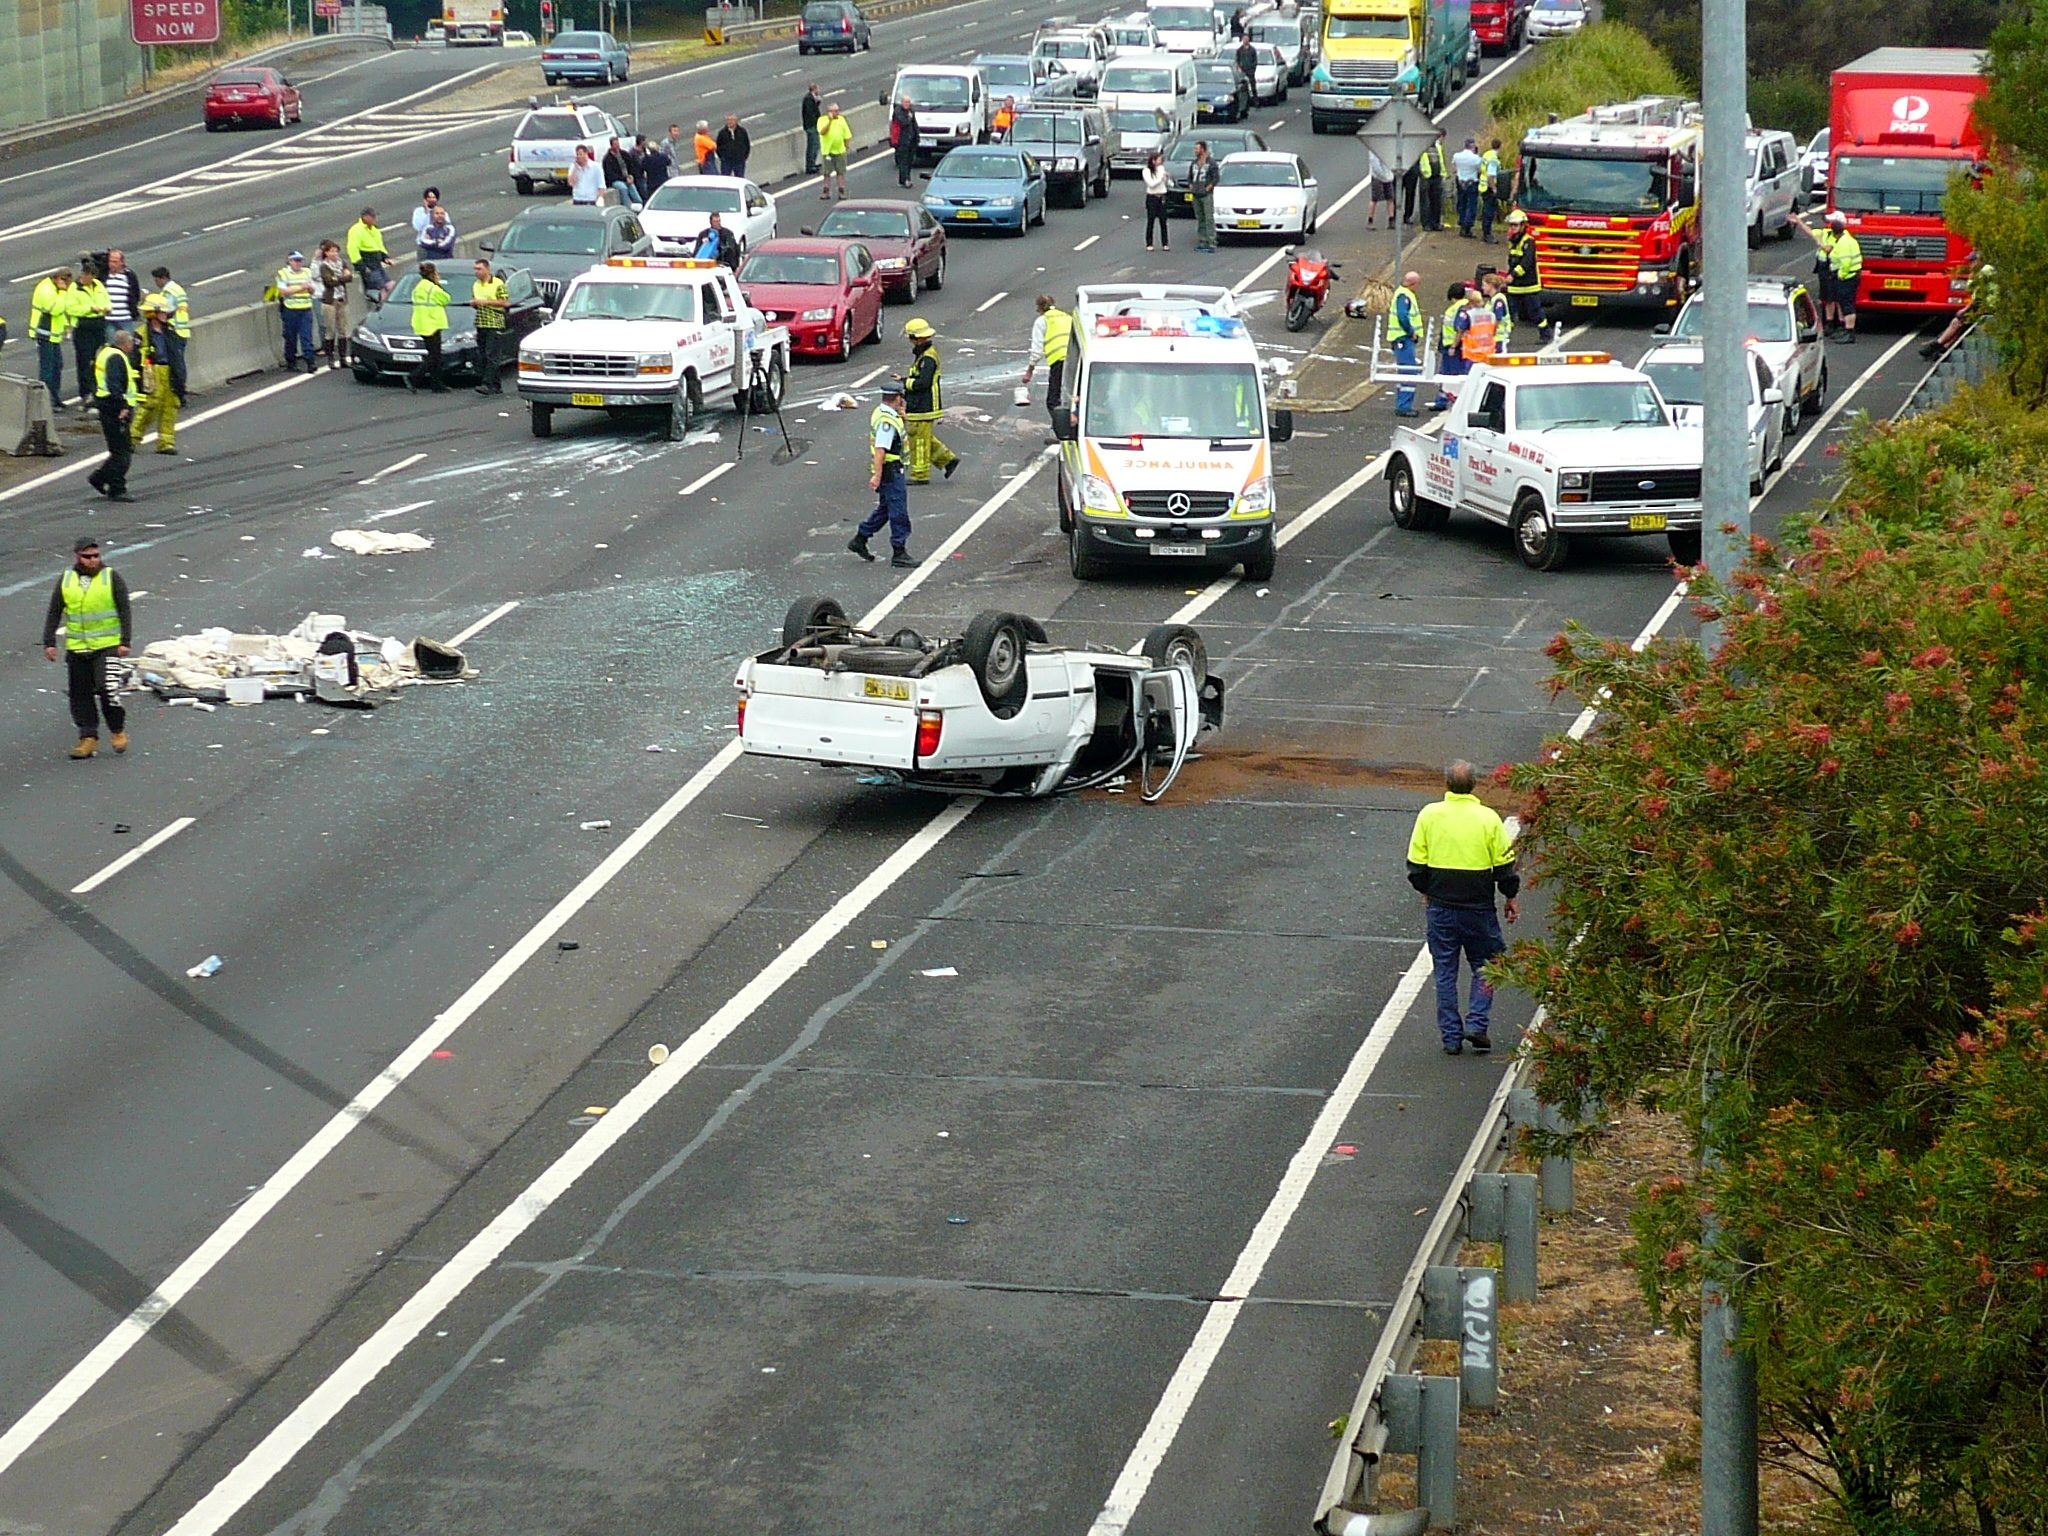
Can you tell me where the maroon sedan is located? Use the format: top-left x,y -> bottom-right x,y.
203,68 -> 303,130
738,238 -> 886,362
805,200 -> 947,300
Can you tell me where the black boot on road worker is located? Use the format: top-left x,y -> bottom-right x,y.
890,547 -> 919,569
847,534 -> 876,562
69,736 -> 97,761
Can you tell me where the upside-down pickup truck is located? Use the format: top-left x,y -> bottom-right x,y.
736,598 -> 1225,801
1383,351 -> 1704,570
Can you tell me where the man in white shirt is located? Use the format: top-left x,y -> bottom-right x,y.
411,186 -> 442,239
1451,137 -> 1483,239
568,146 -> 604,206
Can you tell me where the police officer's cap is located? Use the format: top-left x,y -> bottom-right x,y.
903,317 -> 936,340
881,378 -> 907,399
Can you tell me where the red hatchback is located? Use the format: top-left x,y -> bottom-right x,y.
738,238 -> 886,362
203,68 -> 303,130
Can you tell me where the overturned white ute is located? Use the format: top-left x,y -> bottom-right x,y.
736,597 -> 1225,801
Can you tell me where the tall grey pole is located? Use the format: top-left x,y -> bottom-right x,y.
1697,0 -> 1758,1526
1392,117 -> 1406,280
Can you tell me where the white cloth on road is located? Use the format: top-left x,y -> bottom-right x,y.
330,529 -> 434,555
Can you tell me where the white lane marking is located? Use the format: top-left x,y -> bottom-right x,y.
1087,948 -> 1436,1535
0,370 -> 318,509
159,797 -> 979,1536
1267,118 -> 1286,131
360,452 -> 427,486
783,147 -> 891,195
364,499 -> 434,523
191,269 -> 247,287
908,30 -> 927,39
0,120 -> 202,190
975,289 -> 1009,314
856,452 -> 1050,627
1074,234 -> 1100,252
365,175 -> 406,189
1780,326 -> 1921,477
847,363 -> 890,389
703,87 -> 725,97
679,461 -> 736,497
201,217 -> 250,232
70,818 -> 196,896
445,601 -> 520,648
777,67 -> 802,77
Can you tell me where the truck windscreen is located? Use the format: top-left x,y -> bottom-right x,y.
1830,153 -> 1967,216
1324,15 -> 1409,38
1515,381 -> 1669,431
1084,361 -> 1263,439
1518,155 -> 1669,215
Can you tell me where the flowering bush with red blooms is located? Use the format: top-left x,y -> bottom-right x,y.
1502,469 -> 2048,1530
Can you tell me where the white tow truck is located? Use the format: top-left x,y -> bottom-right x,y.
515,257 -> 792,440
736,598 -> 1225,801
1382,352 -> 1705,570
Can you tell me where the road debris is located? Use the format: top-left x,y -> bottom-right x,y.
185,955 -> 223,979
579,819 -> 612,831
918,966 -> 958,978
131,613 -> 476,704
331,529 -> 433,556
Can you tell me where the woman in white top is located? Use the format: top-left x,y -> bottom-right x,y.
1141,153 -> 1171,252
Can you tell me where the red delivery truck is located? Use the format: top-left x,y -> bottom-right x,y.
1827,47 -> 1988,314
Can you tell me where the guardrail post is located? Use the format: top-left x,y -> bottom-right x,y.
1466,1170 -> 1539,1302
1378,1373 -> 1461,1530
1423,1265 -> 1500,1410
1508,1087 -> 1574,1214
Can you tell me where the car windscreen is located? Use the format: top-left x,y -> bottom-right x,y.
559,281 -> 699,322
213,71 -> 270,86
1197,62 -> 1237,83
1518,154 -> 1669,215
516,112 -> 584,141
1084,361 -> 1263,439
386,271 -> 479,306
1102,66 -> 1174,91
646,182 -> 742,213
1673,299 -> 1795,343
1639,360 -> 1704,407
819,207 -> 913,239
936,151 -> 1023,178
1112,108 -> 1170,133
1038,37 -> 1094,57
1009,116 -> 1083,147
1249,22 -> 1295,43
740,252 -> 841,285
901,74 -> 972,108
1325,14 -> 1408,35
1149,6 -> 1213,31
1219,159 -> 1297,187
498,219 -> 608,255
977,61 -> 1034,89
1830,153 -> 1967,215
1515,381 -> 1670,431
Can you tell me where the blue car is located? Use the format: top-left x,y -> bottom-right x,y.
921,147 -> 1048,235
540,30 -> 629,85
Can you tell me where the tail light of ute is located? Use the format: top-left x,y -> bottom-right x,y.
736,695 -> 748,734
914,709 -> 943,760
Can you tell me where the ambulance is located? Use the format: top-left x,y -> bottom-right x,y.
1052,283 -> 1292,581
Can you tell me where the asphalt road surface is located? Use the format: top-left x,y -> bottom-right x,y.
0,24 -> 1933,1536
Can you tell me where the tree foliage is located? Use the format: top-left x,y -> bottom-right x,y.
1480,23 -> 1686,153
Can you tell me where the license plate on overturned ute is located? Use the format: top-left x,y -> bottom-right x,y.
862,677 -> 911,700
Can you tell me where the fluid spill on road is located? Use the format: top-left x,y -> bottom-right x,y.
1106,741 -> 1527,812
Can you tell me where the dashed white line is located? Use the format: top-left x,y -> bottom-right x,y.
360,452 -> 427,486
847,363 -> 891,389
364,499 -> 434,523
679,461 -> 736,496
191,269 -> 247,287
974,289 -> 1009,313
1267,117 -> 1287,130
703,87 -> 725,97
445,600 -> 521,648
1073,234 -> 1100,251
70,817 -> 196,896
366,176 -> 406,189
201,217 -> 250,232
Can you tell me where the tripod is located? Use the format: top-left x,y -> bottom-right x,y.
735,343 -> 800,463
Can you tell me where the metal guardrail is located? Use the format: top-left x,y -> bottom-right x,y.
1895,322 -> 1994,418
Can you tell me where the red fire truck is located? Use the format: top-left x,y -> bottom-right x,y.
1826,47 -> 1988,314
1515,96 -> 1703,315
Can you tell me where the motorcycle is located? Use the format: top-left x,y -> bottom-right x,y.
1283,247 -> 1339,331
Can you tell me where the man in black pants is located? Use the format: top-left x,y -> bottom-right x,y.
42,536 -> 133,760
87,330 -> 137,502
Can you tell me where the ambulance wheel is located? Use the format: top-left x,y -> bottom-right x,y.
1240,540 -> 1275,581
1069,523 -> 1107,580
961,610 -> 1029,715
530,402 -> 553,438
1511,494 -> 1570,571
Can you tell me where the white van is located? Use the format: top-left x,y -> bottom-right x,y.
1144,0 -> 1222,55
1098,50 -> 1197,158
1745,128 -> 1800,246
886,65 -> 991,157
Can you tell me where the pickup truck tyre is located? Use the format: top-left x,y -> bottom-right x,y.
782,595 -> 849,647
1748,214 -> 1763,250
749,352 -> 787,413
1510,494 -> 1570,571
530,402 -> 554,438
1667,530 -> 1703,567
1777,211 -> 1796,240
514,175 -> 534,195
839,645 -> 924,676
1388,457 -> 1449,531
1069,524 -> 1107,580
1142,623 -> 1208,687
961,610 -> 1029,714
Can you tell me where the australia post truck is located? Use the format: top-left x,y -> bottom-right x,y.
1826,47 -> 1989,315
1310,0 -> 1473,133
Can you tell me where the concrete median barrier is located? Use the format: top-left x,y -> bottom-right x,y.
0,373 -> 64,456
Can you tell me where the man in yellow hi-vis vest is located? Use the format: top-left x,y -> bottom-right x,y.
1020,294 -> 1073,421
1406,759 -> 1519,1054
131,295 -> 180,456
88,332 -> 138,502
900,316 -> 960,484
42,535 -> 133,759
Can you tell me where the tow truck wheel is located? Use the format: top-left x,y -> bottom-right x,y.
669,378 -> 698,441
961,610 -> 1029,715
749,352 -> 786,413
1142,624 -> 1208,687
530,402 -> 553,438
1667,530 -> 1703,567
1511,494 -> 1570,572
1388,458 -> 1448,531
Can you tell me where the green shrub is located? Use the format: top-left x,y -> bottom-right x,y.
1832,383 -> 2048,536
1481,23 -> 1688,152
1748,70 -> 1830,141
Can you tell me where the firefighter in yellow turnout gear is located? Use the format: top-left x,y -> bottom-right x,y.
131,295 -> 180,455
900,317 -> 961,485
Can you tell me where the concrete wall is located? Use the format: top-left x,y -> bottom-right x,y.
1,0 -> 149,133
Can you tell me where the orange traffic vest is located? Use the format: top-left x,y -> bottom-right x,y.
1460,307 -> 1497,361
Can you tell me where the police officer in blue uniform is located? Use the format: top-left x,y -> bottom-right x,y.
847,380 -> 919,568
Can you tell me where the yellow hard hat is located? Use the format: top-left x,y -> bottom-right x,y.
140,292 -> 171,316
903,317 -> 936,340
1506,209 -> 1527,225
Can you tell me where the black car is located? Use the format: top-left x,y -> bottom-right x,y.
480,204 -> 651,306
1006,107 -> 1112,206
351,268 -> 549,383
797,0 -> 870,53
1195,59 -> 1251,122
1164,128 -> 1268,216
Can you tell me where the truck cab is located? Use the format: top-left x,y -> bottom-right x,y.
1310,0 -> 1473,132
1383,352 -> 1704,570
1469,0 -> 1526,54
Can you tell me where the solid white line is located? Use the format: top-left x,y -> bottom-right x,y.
191,268 -> 247,287
1087,947 -> 1437,1535
847,363 -> 890,390
975,289 -> 1009,313
444,600 -> 520,648
1074,234 -> 1100,252
679,461 -> 736,497
0,370 -> 319,509
364,499 -> 434,523
70,817 -> 196,896
1779,326 -> 1922,477
360,452 -> 427,485
160,798 -> 979,1536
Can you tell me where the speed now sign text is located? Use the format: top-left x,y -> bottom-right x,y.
132,0 -> 222,44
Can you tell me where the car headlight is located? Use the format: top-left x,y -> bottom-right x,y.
800,307 -> 836,321
353,325 -> 377,345
990,196 -> 1018,208
636,352 -> 671,370
452,330 -> 476,346
1559,470 -> 1591,490
1056,157 -> 1078,170
875,258 -> 909,270
923,195 -> 948,208
1235,475 -> 1273,515
1081,474 -> 1122,512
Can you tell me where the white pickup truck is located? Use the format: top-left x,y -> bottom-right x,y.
736,598 -> 1225,801
1383,353 -> 1704,570
516,257 -> 791,439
